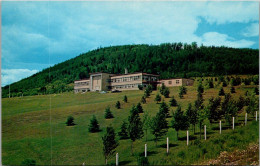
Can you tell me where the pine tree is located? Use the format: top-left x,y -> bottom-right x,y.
141,96 -> 146,104
169,96 -> 177,107
185,103 -> 197,134
144,88 -> 150,98
118,121 -> 128,139
230,86 -> 235,93
197,84 -> 204,94
115,101 -> 121,109
104,107 -> 114,119
162,87 -> 170,98
89,115 -> 100,133
136,102 -> 143,113
150,111 -> 168,146
143,111 -> 151,142
172,106 -> 189,139
207,97 -> 221,122
160,83 -> 166,95
128,106 -> 144,155
123,95 -> 128,103
179,90 -> 184,99
219,87 -> 225,96
66,116 -> 75,126
154,94 -> 161,104
197,108 -> 208,139
159,101 -> 170,118
102,126 -> 119,164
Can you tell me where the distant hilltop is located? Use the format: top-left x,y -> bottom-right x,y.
2,43 -> 259,98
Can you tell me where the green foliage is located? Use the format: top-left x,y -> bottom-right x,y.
105,107 -> 114,119
172,106 -> 189,139
197,84 -> 204,94
144,88 -> 151,98
150,111 -> 168,145
230,86 -> 236,93
246,95 -> 259,116
137,156 -> 149,166
159,101 -> 170,118
194,92 -> 204,110
66,116 -> 75,126
160,84 -> 170,98
169,96 -> 177,107
197,108 -> 208,139
88,115 -> 100,133
118,121 -> 128,139
141,96 -> 146,104
21,159 -> 36,166
123,95 -> 128,103
2,44 -> 259,98
222,80 -> 227,87
185,103 -> 197,134
154,94 -> 161,103
102,126 -> 119,164
218,87 -> 225,96
207,97 -> 221,122
136,103 -> 143,113
115,101 -> 121,109
143,111 -> 151,142
254,87 -> 259,95
138,85 -> 143,90
236,96 -> 245,111
180,86 -> 187,94
208,79 -> 214,88
179,90 -> 184,99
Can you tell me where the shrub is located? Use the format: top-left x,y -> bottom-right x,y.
123,95 -> 128,103
154,94 -> 161,103
169,96 -> 177,107
88,115 -> 100,132
104,107 -> 114,119
137,156 -> 149,166
138,85 -> 143,90
115,101 -> 121,109
66,116 -> 75,126
136,102 -> 143,113
21,159 -> 36,166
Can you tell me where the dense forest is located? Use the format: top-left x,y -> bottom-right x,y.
2,42 -> 259,97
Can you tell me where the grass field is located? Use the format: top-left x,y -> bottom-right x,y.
2,79 -> 259,165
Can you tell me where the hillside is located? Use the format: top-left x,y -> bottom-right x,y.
2,43 -> 259,97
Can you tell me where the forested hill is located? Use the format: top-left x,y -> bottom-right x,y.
2,43 -> 259,97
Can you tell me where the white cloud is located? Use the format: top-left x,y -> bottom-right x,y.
242,23 -> 259,37
201,32 -> 255,48
1,69 -> 39,86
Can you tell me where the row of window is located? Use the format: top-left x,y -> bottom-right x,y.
113,83 -> 141,89
111,76 -> 142,83
75,82 -> 89,86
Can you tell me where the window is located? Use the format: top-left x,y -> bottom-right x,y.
176,80 -> 180,84
168,81 -> 172,84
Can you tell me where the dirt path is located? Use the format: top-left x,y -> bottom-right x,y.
201,143 -> 259,165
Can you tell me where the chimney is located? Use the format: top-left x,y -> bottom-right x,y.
125,68 -> 128,74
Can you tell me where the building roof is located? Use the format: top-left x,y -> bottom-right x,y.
160,78 -> 194,81
111,72 -> 159,77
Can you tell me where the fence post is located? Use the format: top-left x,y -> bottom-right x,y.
220,120 -> 222,134
245,113 -> 247,125
116,153 -> 118,166
232,117 -> 235,130
187,130 -> 189,146
145,144 -> 147,157
167,137 -> 169,154
204,125 -> 206,140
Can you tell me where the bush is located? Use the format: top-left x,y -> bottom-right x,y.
138,85 -> 143,90
88,115 -> 100,132
104,107 -> 114,119
115,101 -> 121,109
137,156 -> 149,166
154,94 -> 161,103
21,159 -> 36,166
169,96 -> 177,107
66,116 -> 75,126
123,95 -> 128,103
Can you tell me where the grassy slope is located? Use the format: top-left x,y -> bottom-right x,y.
2,80 -> 259,165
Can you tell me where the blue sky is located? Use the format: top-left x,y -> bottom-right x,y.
1,1 -> 259,86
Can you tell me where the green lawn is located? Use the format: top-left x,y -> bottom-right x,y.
2,81 -> 259,165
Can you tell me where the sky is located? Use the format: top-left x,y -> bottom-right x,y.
1,1 -> 259,86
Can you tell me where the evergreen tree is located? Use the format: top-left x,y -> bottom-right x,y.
224,100 -> 238,126
123,95 -> 128,103
102,126 -> 119,164
208,80 -> 214,88
136,102 -> 143,113
207,97 -> 221,122
197,108 -> 208,139
197,84 -> 204,94
128,106 -> 144,155
236,96 -> 245,111
141,96 -> 146,104
195,92 -> 204,110
144,88 -> 150,98
179,90 -> 184,99
169,96 -> 177,107
160,83 -> 166,95
185,103 -> 197,134
180,86 -> 187,94
172,106 -> 189,139
143,111 -> 151,142
154,94 -> 161,104
150,111 -> 168,146
162,87 -> 170,98
66,116 -> 75,126
118,121 -> 128,139
218,87 -> 225,96
246,95 -> 259,117
159,101 -> 170,118
115,101 -> 121,109
89,115 -> 100,133
254,87 -> 259,95
104,107 -> 114,119
230,86 -> 235,93
147,84 -> 153,93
